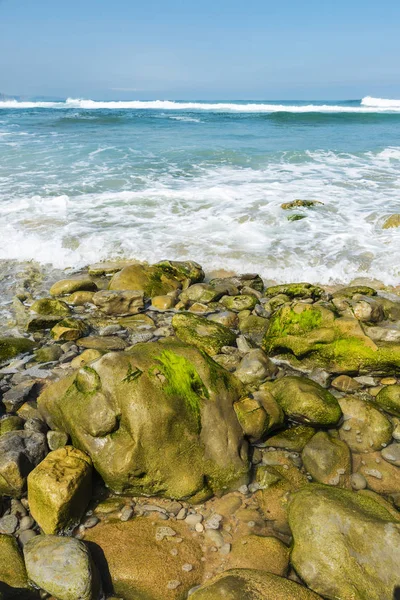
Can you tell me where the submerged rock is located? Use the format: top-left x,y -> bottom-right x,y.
189,569 -> 322,600
281,199 -> 324,210
376,384 -> 400,416
383,214 -> 400,229
289,484 -> 400,600
24,535 -> 100,600
38,339 -> 249,500
338,396 -> 392,452
302,431 -> 351,487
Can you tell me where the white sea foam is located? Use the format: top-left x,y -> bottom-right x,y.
1,147 -> 400,284
1,97 -> 400,113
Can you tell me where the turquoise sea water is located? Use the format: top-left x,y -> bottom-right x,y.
1,96 -> 400,285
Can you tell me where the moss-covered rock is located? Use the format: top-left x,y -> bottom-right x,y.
84,518 -> 203,600
263,425 -> 316,452
264,283 -> 323,299
189,569 -> 322,600
0,337 -> 36,363
271,376 -> 342,426
338,396 -> 392,452
376,384 -> 400,417
30,298 -> 71,316
38,339 -> 249,499
238,314 -> 269,345
33,345 -> 63,363
154,259 -> 205,284
302,431 -> 351,487
333,285 -> 377,298
70,349 -> 104,369
289,484 -> 400,600
180,283 -> 220,305
26,315 -> 64,332
172,313 -> 236,356
263,302 -> 400,374
92,290 -> 144,315
76,336 -> 127,351
281,199 -> 324,210
24,535 -> 100,600
383,214 -> 400,229
220,294 -> 258,312
28,446 -> 92,534
50,278 -> 97,297
209,274 -> 264,293
64,291 -> 95,305
226,535 -> 289,575
109,264 -> 183,297
233,397 -> 270,442
51,318 -> 89,341
0,534 -> 31,594
0,416 -> 24,436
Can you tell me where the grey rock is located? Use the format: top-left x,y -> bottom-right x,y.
235,349 -> 278,385
2,380 -> 36,412
18,528 -> 37,546
19,515 -> 35,531
0,431 -> 47,497
47,430 -> 69,451
24,534 -> 101,600
0,514 -> 18,534
381,442 -> 400,466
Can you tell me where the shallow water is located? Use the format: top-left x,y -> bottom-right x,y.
1,96 -> 400,291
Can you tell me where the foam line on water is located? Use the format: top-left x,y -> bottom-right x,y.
1,97 -> 400,113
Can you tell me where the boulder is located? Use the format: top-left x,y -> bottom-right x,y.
180,283 -> 221,305
289,484 -> 400,600
109,263 -> 186,297
233,397 -> 270,442
301,431 -> 351,487
34,345 -> 63,363
51,318 -> 89,341
189,569 -> 322,600
50,278 -> 97,297
338,396 -> 392,452
0,431 -> 47,497
65,291 -> 95,305
0,534 -> 32,597
271,376 -> 342,426
220,294 -> 258,311
172,313 -> 236,356
84,518 -> 203,600
0,338 -> 36,363
235,349 -> 277,386
38,339 -> 249,500
24,535 -> 100,600
92,290 -> 144,315
226,535 -> 289,575
263,302 -> 400,374
376,384 -> 400,417
264,283 -> 323,299
28,446 -> 92,534
30,298 -> 71,316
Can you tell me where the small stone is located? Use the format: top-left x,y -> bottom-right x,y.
47,430 -> 69,451
182,563 -> 193,572
331,375 -> 362,393
19,515 -> 35,531
350,473 -> 367,490
167,580 -> 181,590
176,508 -> 187,520
155,526 -> 177,541
18,529 -> 37,545
238,484 -> 249,495
381,378 -> 397,385
120,506 -> 134,522
204,514 -> 222,530
353,376 -> 377,387
185,513 -> 203,527
83,516 -> 99,529
195,522 -> 204,533
220,543 -> 231,555
0,514 -> 18,534
381,443 -> 400,466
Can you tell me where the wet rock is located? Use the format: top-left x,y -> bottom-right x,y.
2,380 -> 36,413
38,340 -> 248,500
383,214 -> 400,229
70,349 -> 104,369
376,384 -> 400,417
24,535 -> 101,600
289,484 -> 400,600
26,315 -> 64,332
271,376 -> 342,426
109,263 -> 183,298
151,295 -> 177,310
30,298 -> 71,317
51,318 -> 89,342
355,452 -> 400,495
76,336 -> 127,351
263,425 -> 316,452
301,431 -> 351,487
227,535 -> 289,576
207,310 -> 238,329
50,278 -> 97,297
189,569 -> 322,600
0,534 -> 32,595
265,282 -> 323,299
92,290 -> 144,315
235,349 -> 278,386
233,397 -> 270,442
381,442 -> 400,466
84,518 -> 203,600
65,291 -> 95,305
180,283 -> 221,305
28,446 -> 92,534
172,313 -> 236,356
0,431 -> 47,497
34,345 -> 63,363
0,338 -> 36,364
220,294 -> 258,312
338,396 -> 392,452
331,374 -> 362,393
46,430 -> 69,451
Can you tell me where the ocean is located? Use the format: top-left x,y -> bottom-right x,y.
1,96 -> 400,294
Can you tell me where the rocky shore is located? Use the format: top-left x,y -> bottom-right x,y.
1,259 -> 400,599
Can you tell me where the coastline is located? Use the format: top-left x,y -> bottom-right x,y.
1,258 -> 400,598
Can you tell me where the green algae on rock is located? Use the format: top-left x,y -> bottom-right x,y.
264,282 -> 323,299
189,569 -> 322,600
383,214 -> 400,229
30,298 -> 71,316
376,384 -> 400,417
28,446 -> 92,534
263,301 -> 400,374
301,431 -> 351,487
281,199 -> 324,210
50,318 -> 89,341
271,376 -> 342,426
263,424 -> 316,452
0,337 -> 36,363
172,312 -> 236,356
289,484 -> 400,600
38,339 -> 249,500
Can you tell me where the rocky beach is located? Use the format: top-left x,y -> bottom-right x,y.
1,258 -> 400,599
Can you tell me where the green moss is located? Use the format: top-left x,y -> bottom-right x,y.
333,285 -> 377,298
155,350 -> 209,429
287,214 -> 307,222
267,305 -> 322,339
172,312 -> 236,356
0,337 -> 36,363
30,298 -> 71,316
281,199 -> 324,210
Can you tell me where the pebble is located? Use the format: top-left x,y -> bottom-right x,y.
220,543 -> 231,555
381,443 -> 400,466
83,516 -> 99,529
350,473 -> 367,490
170,548 -> 178,556
238,484 -> 249,495
18,529 -> 37,545
204,514 -> 222,530
176,508 -> 187,520
185,513 -> 203,527
354,376 -> 377,387
167,581 -> 181,590
10,499 -> 27,517
204,529 -> 224,548
119,506 -> 134,522
182,563 -> 193,572
381,377 -> 397,385
19,515 -> 35,531
155,526 -> 176,541
195,523 -> 204,533
0,514 -> 19,534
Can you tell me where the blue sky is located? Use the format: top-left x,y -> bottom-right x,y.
1,0 -> 399,99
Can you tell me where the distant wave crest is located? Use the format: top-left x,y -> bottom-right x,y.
0,97 -> 400,113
